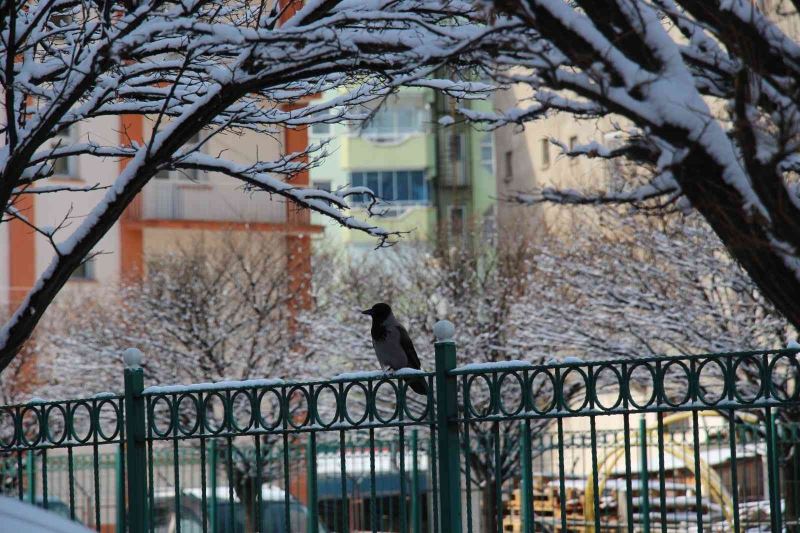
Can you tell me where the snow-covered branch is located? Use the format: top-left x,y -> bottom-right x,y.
0,0 -> 491,372
466,0 -> 800,331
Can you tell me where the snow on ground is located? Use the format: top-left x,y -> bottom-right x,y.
0,497 -> 93,533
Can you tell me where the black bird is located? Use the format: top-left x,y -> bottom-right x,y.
362,303 -> 428,395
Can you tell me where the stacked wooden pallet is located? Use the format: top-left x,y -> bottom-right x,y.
501,479 -> 558,533
503,478 -> 627,533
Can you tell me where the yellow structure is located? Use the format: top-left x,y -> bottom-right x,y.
585,412 -> 735,532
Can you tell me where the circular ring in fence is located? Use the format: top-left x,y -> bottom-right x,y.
69,401 -> 94,444
529,369 -> 556,415
696,358 -> 727,405
44,404 -> 68,445
256,388 -> 283,430
402,382 -> 430,422
498,371 -> 524,417
732,355 -> 764,403
660,360 -> 691,408
373,379 -> 400,424
342,382 -> 369,427
768,353 -> 800,401
230,390 -> 255,433
176,394 -> 200,436
18,406 -> 43,448
313,384 -> 339,428
0,408 -> 16,448
626,363 -> 656,409
593,364 -> 623,411
202,392 -> 227,435
149,395 -> 175,438
96,399 -> 121,441
287,385 -> 311,429
561,367 -> 589,413
465,373 -> 494,418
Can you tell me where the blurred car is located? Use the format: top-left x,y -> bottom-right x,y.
152,485 -> 328,533
33,497 -> 74,521
0,496 -> 93,533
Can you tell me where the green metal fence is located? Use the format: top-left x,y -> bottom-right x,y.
2,322 -> 800,533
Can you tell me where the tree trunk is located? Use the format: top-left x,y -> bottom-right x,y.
234,471 -> 259,533
481,482 -> 498,533
673,151 -> 800,332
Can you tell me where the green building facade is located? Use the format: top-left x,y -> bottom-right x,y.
309,88 -> 497,250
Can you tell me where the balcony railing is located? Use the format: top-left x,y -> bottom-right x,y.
139,180 -> 285,224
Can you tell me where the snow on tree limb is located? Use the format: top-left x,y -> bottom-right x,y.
470,0 -> 800,330
0,0 -> 492,372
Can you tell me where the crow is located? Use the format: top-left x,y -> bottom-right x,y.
362,303 -> 428,395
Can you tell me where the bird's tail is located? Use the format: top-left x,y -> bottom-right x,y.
407,376 -> 428,395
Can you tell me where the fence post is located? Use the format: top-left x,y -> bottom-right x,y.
639,417 -> 650,533
307,433 -> 319,533
411,429 -> 421,533
123,348 -> 148,533
433,320 -> 462,533
521,418 -> 534,532
210,439 -> 218,533
26,450 -> 35,503
116,447 -> 124,533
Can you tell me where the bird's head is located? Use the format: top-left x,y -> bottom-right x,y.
361,302 -> 392,322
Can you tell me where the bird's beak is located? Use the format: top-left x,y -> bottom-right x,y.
361,309 -> 373,316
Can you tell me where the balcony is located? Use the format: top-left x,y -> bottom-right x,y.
137,180 -> 286,224
341,134 -> 434,171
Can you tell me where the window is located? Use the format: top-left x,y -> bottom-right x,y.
480,133 -> 494,174
71,258 -> 94,281
51,125 -> 77,177
504,151 -> 513,180
359,106 -> 425,141
449,205 -> 466,239
350,170 -> 429,205
569,135 -> 578,165
541,138 -> 550,168
443,133 -> 468,186
310,121 -> 331,137
312,180 -> 332,192
156,132 -> 205,181
452,133 -> 464,162
482,205 -> 496,243
50,11 -> 73,29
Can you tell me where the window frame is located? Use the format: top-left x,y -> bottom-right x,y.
350,170 -> 429,206
448,204 -> 466,239
51,125 -> 78,178
540,138 -> 550,169
358,106 -> 426,142
70,257 -> 95,281
568,135 -> 578,165
480,133 -> 495,174
312,180 -> 333,192
155,132 -> 207,182
310,121 -> 332,138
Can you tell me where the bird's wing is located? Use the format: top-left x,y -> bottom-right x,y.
397,325 -> 421,369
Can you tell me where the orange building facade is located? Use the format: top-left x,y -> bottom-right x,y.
3,114 -> 319,334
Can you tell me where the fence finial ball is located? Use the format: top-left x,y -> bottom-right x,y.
433,320 -> 455,342
123,347 -> 144,368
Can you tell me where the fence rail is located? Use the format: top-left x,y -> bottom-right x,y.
2,322 -> 800,533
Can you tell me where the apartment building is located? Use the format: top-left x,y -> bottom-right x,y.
1,114 -> 318,313
492,84 -> 618,239
308,88 -> 497,250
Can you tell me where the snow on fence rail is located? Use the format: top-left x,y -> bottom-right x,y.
1,322 -> 800,533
